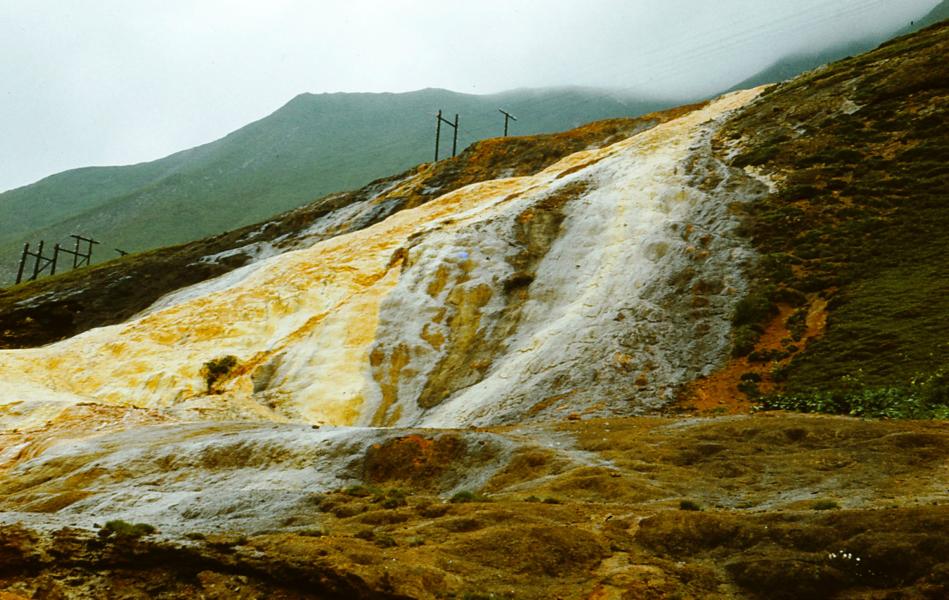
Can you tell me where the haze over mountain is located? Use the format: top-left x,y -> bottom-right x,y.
730,0 -> 949,90
0,87 -> 670,283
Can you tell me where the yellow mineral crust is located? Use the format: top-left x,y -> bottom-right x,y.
0,88 -> 761,429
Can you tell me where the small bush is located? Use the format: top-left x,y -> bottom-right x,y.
732,325 -> 761,357
450,490 -> 490,503
812,500 -> 840,511
733,290 -> 776,327
737,380 -> 761,399
98,520 -> 157,540
381,489 -> 408,509
679,500 -> 703,511
201,355 -> 239,392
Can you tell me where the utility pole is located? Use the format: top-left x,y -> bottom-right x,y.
434,110 -> 460,161
498,108 -> 517,137
13,234 -> 102,285
69,234 -> 99,268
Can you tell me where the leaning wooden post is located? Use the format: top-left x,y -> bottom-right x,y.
31,240 -> 44,280
15,242 -> 30,285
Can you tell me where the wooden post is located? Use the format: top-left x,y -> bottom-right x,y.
452,113 -> 459,157
15,243 -> 29,285
435,109 -> 442,162
72,235 -> 81,268
31,241 -> 44,280
51,244 -> 60,276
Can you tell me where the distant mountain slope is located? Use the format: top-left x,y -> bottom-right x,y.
0,87 -> 672,283
899,0 -> 949,33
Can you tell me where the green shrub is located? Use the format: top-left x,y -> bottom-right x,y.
812,500 -> 839,511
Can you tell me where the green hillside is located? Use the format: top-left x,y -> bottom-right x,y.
0,87 -> 672,284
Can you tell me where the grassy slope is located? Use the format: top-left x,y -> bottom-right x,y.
0,87 -> 672,283
719,22 -> 949,401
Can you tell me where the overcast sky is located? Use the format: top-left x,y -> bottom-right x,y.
0,0 -> 938,193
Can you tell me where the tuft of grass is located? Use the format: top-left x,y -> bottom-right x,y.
812,500 -> 840,511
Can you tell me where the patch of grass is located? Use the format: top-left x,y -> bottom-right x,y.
812,500 -> 840,511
